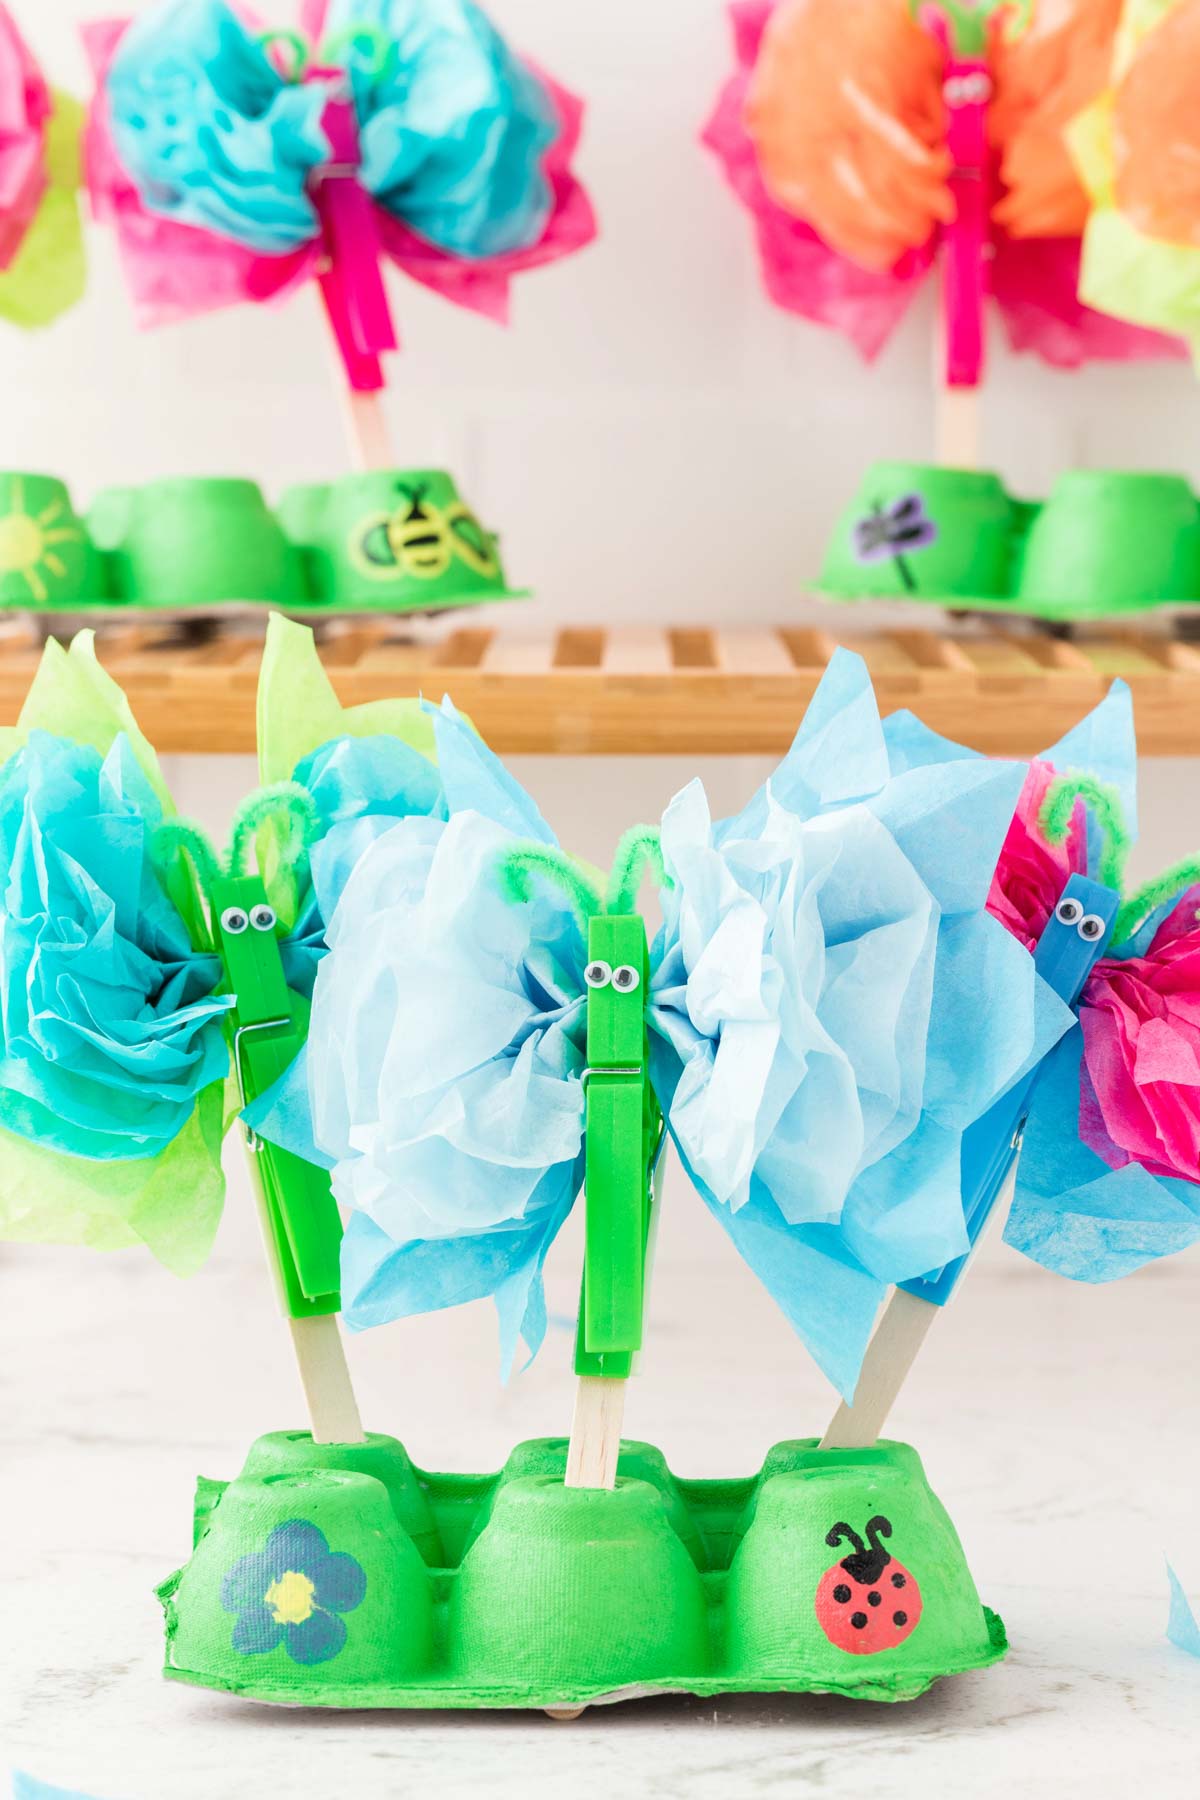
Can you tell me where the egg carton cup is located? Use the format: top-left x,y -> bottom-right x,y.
818,463 -> 1200,623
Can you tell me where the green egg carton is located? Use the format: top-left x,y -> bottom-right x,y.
159,1429 -> 1005,1711
0,469 -> 524,618
817,462 -> 1200,623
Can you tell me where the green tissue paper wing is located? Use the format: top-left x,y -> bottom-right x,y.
0,1082 -> 226,1276
0,92 -> 86,331
257,613 -> 438,786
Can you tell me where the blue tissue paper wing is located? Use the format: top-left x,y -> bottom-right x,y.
426,695 -> 556,841
1167,1564 -> 1200,1659
105,0 -> 329,254
649,650 -> 1067,1398
0,731 -> 229,1161
1003,1032 -> 1200,1279
331,0 -> 559,257
14,1777 -> 115,1800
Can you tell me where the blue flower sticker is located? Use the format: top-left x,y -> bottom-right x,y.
220,1520 -> 366,1666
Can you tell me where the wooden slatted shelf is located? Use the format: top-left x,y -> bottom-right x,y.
0,622 -> 1197,755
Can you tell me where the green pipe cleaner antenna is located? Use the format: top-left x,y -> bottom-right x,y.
1114,857 -> 1200,948
152,819 -> 222,896
226,783 -> 320,880
500,843 -> 606,923
1038,772 -> 1131,895
606,826 -> 671,915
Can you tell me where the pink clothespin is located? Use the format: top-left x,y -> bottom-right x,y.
919,4 -> 993,390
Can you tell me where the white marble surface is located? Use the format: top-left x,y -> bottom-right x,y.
1,1167 -> 1198,1800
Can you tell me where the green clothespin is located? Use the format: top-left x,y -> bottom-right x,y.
211,874 -> 343,1320
573,913 -> 660,1379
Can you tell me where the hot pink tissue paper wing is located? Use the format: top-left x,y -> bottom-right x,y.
81,16 -> 316,329
701,0 -> 932,361
1080,986 -> 1200,1184
378,68 -> 597,326
0,2 -> 51,270
991,233 -> 1186,368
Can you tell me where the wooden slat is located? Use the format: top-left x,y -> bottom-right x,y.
715,630 -> 795,674
601,629 -> 672,674
2,621 -> 1199,755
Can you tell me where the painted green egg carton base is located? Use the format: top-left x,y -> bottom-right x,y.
0,470 -> 524,616
159,1431 -> 1005,1711
817,463 -> 1200,623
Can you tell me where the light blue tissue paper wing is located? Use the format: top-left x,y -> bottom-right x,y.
244,1043 -> 333,1169
881,709 -> 982,774
340,1158 -> 579,1373
105,0 -> 329,254
429,698 -> 556,841
836,1115 -> 969,1284
13,1777 -> 115,1800
867,756 -> 1026,915
693,1174 -> 887,1400
919,910 -> 1075,1128
295,733 -> 445,829
333,0 -> 558,258
1167,1564 -> 1200,1659
1004,1033 -> 1200,1279
1040,680 -> 1137,838
718,648 -> 890,840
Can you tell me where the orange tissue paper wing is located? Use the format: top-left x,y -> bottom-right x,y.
990,0 -> 1123,239
745,0 -> 953,273
1112,0 -> 1200,248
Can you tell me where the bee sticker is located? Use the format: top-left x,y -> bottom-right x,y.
350,482 -> 501,584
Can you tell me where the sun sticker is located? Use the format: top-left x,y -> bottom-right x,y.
0,477 -> 86,604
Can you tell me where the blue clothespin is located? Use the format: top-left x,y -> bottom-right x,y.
900,872 -> 1120,1306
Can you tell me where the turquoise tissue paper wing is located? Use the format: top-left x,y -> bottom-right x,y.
648,649 -> 1070,1399
14,1777 -> 116,1800
331,0 -> 559,257
0,731 -> 230,1161
248,702 -> 584,1371
104,0 -> 329,254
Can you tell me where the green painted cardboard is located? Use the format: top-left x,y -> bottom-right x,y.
160,1431 -> 1005,1709
0,469 -> 523,617
818,461 -> 1200,621
0,474 -> 102,608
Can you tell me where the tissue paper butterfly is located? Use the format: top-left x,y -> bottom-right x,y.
815,1515 -> 922,1654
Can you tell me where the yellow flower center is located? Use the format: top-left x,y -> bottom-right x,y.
264,1569 -> 317,1627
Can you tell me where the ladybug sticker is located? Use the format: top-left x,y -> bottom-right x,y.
814,1515 -> 922,1655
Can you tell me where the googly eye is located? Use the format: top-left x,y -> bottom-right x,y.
943,75 -> 964,104
220,906 -> 248,935
1054,897 -> 1083,927
962,71 -> 992,103
612,964 -> 641,994
1078,914 -> 1105,943
250,903 -> 277,933
585,960 -> 612,989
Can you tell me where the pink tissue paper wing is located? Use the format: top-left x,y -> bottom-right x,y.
990,233 -> 1186,369
375,70 -> 597,327
0,2 -> 51,271
82,18 -> 316,329
986,760 -> 1087,953
701,0 -> 933,362
1080,890 -> 1200,1186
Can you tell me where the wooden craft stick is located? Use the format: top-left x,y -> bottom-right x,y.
820,1163 -> 1020,1450
342,388 -> 394,472
565,1376 -> 626,1490
935,382 -> 980,471
820,1289 -> 938,1451
289,1314 -> 366,1446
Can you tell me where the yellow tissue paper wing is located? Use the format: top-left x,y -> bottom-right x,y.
256,611 -> 439,787
1071,0 -> 1200,354
0,1081 -> 227,1277
0,91 -> 86,331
